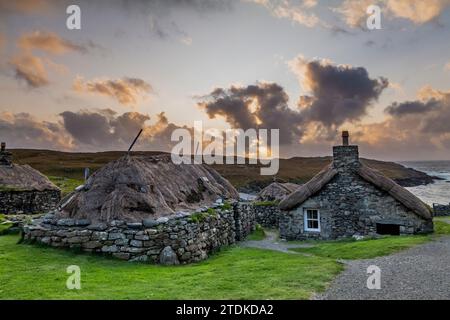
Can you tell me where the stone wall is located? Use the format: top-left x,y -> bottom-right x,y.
0,190 -> 60,214
433,203 -> 450,216
253,204 -> 280,228
23,202 -> 258,264
280,171 -> 434,240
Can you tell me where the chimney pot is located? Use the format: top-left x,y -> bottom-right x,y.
342,131 -> 349,146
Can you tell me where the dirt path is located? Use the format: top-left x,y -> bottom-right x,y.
318,236 -> 450,300
240,230 -> 313,253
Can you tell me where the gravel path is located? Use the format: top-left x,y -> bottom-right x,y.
240,230 -> 313,253
319,236 -> 450,300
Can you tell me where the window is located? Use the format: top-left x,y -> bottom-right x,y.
304,209 -> 320,232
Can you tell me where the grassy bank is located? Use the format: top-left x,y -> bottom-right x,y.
1,221 -> 448,299
0,235 -> 341,300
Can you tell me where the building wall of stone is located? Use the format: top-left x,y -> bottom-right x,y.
253,204 -> 280,228
280,172 -> 433,240
0,190 -> 60,214
23,204 -> 258,264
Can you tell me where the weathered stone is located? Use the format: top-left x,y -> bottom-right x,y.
129,255 -> 148,262
113,252 -> 130,260
130,240 -> 143,247
126,222 -> 143,229
108,233 -> 125,240
135,234 -> 150,240
142,219 -> 158,228
114,238 -> 129,246
101,245 -> 119,253
87,223 -> 108,231
159,246 -> 179,265
75,219 -> 90,226
82,241 -> 102,249
57,219 -> 76,226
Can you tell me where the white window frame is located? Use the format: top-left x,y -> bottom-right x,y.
304,209 -> 321,232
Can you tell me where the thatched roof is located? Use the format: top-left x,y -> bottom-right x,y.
56,154 -> 239,222
0,164 -> 59,192
257,182 -> 300,201
357,165 -> 431,220
279,162 -> 432,220
279,163 -> 337,211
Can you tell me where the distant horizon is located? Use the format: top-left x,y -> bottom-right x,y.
7,146 -> 450,164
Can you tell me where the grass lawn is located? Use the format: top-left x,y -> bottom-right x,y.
1,220 -> 448,300
0,235 -> 342,300
0,215 -> 12,235
47,176 -> 84,196
291,221 -> 450,260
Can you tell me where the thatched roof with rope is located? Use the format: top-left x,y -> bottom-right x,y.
279,162 -> 432,220
56,154 -> 239,222
0,164 -> 60,192
257,182 -> 300,201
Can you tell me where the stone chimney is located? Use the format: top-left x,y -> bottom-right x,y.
0,142 -> 12,166
332,131 -> 359,170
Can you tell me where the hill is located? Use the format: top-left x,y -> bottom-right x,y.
10,149 -> 436,193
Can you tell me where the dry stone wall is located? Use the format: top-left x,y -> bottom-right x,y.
23,202 -> 259,264
0,190 -> 60,214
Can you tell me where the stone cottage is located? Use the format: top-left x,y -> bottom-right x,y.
279,132 -> 433,240
0,142 -> 61,214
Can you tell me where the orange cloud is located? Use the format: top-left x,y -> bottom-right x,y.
73,76 -> 153,106
0,0 -> 51,15
9,53 -> 49,88
18,31 -> 87,55
336,0 -> 450,28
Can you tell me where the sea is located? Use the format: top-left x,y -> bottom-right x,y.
400,161 -> 450,206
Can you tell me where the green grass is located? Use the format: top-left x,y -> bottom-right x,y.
253,200 -> 279,207
47,176 -> 84,196
290,236 -> 430,260
0,235 -> 342,300
290,221 -> 450,260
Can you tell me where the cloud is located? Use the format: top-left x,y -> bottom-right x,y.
18,31 -> 89,55
335,0 -> 450,28
386,0 -> 450,24
385,100 -> 439,117
0,0 -> 52,15
0,112 -> 73,150
60,109 -> 150,147
348,86 -> 450,159
198,82 -> 303,144
9,53 -> 49,88
59,109 -> 188,151
247,0 -> 320,27
73,77 -> 153,106
290,56 -> 388,131
445,62 -> 450,71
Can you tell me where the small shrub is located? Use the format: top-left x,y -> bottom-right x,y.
222,201 -> 232,210
253,200 -> 279,207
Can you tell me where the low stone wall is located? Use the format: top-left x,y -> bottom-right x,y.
433,203 -> 450,216
253,204 -> 280,228
23,203 -> 257,264
0,190 -> 60,214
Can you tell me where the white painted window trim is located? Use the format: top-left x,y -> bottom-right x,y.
304,209 -> 320,232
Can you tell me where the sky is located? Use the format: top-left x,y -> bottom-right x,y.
1,0 -> 450,161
